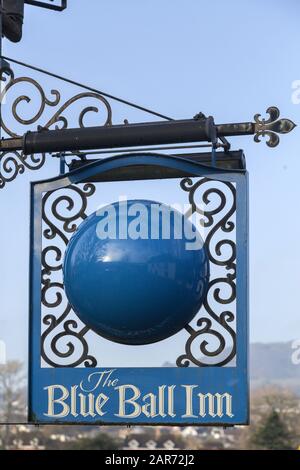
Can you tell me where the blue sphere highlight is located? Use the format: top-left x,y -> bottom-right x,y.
63,200 -> 210,345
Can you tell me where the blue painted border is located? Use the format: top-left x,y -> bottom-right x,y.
29,152 -> 249,425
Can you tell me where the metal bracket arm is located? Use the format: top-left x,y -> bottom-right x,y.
0,106 -> 296,154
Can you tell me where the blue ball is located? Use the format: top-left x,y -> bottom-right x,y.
63,200 -> 209,345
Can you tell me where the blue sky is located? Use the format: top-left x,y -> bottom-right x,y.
0,0 -> 300,363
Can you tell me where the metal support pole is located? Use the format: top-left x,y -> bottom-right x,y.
0,107 -> 296,155
23,117 -> 217,155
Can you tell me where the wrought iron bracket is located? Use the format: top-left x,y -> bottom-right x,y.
0,59 -> 296,189
0,106 -> 296,156
0,107 -> 296,156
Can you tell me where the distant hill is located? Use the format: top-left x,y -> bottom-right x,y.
250,341 -> 300,394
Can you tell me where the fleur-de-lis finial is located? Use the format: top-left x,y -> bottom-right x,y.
254,106 -> 296,147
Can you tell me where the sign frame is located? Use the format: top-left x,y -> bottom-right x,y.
29,152 -> 249,426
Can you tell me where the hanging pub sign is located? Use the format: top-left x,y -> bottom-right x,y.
29,151 -> 248,425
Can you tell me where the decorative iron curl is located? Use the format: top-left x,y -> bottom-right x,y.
0,66 -> 112,137
41,183 -> 97,367
0,150 -> 45,188
177,177 -> 236,367
0,65 -> 113,187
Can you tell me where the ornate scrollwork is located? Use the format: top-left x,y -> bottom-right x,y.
0,65 -> 113,188
40,176 -> 238,369
0,150 -> 45,188
41,183 -> 97,367
254,106 -> 296,147
0,66 -> 112,137
177,177 -> 236,367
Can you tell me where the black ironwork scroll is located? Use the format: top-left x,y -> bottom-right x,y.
41,175 -> 237,369
0,65 -> 112,188
0,150 -> 46,188
177,177 -> 237,367
41,183 -> 97,367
